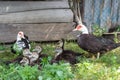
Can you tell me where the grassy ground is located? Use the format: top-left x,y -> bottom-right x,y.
0,41 -> 120,80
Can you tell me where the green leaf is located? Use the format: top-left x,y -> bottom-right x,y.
56,71 -> 63,77
38,76 -> 43,80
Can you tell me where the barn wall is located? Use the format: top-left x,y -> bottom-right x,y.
83,0 -> 120,32
0,1 -> 69,15
0,9 -> 73,23
0,1 -> 74,43
0,23 -> 74,42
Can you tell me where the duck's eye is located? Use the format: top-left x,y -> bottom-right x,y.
76,25 -> 82,30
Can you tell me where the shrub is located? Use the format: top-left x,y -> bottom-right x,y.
92,24 -> 106,36
0,64 -> 40,80
38,63 -> 74,80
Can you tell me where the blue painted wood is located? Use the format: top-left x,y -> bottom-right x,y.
100,0 -> 112,30
83,0 -> 93,32
93,0 -> 102,25
118,1 -> 120,25
111,0 -> 119,27
83,0 -> 120,30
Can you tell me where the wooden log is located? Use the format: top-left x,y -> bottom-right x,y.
0,1 -> 69,14
0,9 -> 73,23
111,0 -> 119,27
100,0 -> 112,31
0,23 -> 75,43
83,0 -> 93,32
103,32 -> 120,41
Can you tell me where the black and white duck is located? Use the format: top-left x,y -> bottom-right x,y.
11,31 -> 31,55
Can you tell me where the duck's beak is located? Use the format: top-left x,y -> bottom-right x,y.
72,28 -> 78,31
21,35 -> 25,39
18,31 -> 25,39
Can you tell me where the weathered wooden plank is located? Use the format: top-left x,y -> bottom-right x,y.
83,0 -> 120,30
93,0 -> 102,25
100,0 -> 112,31
0,9 -> 73,23
118,1 -> 120,25
83,0 -> 93,32
111,0 -> 119,27
102,32 -> 120,41
0,23 -> 74,43
0,1 -> 69,15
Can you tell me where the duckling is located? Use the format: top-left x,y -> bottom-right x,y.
29,52 -> 39,65
32,46 -> 42,54
20,57 -> 30,66
23,49 -> 32,57
30,46 -> 43,65
22,46 -> 43,65
51,39 -> 82,64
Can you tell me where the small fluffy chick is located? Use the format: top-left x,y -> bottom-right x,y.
32,46 -> 42,54
23,49 -> 32,57
20,57 -> 30,66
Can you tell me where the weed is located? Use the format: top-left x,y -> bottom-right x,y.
116,25 -> 120,32
0,64 -> 40,80
113,32 -> 119,43
38,63 -> 74,80
0,43 -> 5,50
92,24 -> 106,36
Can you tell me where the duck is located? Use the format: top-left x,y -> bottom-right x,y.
51,39 -> 82,64
73,23 -> 120,58
20,56 -> 30,66
11,31 -> 31,55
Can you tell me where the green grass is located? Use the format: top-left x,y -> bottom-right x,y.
0,44 -> 6,50
0,41 -> 120,80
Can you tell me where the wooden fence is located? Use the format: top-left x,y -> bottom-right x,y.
83,0 -> 120,32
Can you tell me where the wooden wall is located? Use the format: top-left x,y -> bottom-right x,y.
83,0 -> 120,32
0,0 -> 74,43
2,0 -> 119,43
